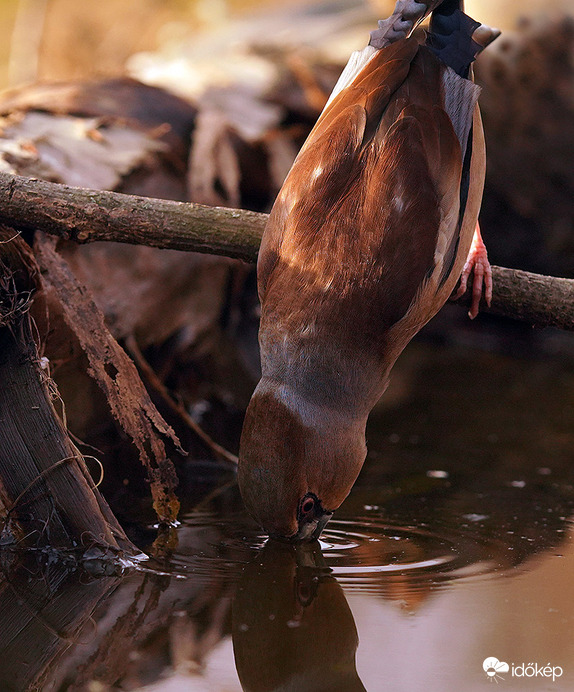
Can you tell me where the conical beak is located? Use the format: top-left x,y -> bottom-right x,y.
293,512 -> 333,542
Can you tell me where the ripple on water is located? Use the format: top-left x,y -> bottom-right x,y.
141,511 -> 266,581
141,511 -> 512,594
318,516 -> 511,592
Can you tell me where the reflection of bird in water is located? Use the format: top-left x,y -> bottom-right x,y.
232,541 -> 366,692
239,0 -> 498,541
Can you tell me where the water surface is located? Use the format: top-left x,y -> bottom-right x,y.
2,340 -> 574,691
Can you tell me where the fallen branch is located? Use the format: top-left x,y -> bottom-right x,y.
0,171 -> 264,263
0,171 -> 573,330
452,266 -> 574,330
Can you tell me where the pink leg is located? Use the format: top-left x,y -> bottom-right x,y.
455,221 -> 493,319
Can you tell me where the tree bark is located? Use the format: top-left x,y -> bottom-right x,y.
0,229 -> 137,556
0,171 -> 573,330
35,234 -> 183,524
452,266 -> 574,330
0,171 -> 264,263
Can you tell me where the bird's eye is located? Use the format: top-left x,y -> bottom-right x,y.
301,497 -> 315,515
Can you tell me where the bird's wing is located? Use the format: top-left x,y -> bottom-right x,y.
259,38 -> 481,335
258,38 -> 418,301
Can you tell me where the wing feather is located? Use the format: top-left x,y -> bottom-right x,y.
259,36 -> 481,347
258,103 -> 367,299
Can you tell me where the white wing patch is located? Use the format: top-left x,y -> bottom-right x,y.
324,45 -> 377,110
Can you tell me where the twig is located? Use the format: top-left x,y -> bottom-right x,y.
125,335 -> 239,465
191,478 -> 238,513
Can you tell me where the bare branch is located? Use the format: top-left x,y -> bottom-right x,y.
0,171 -> 265,263
453,266 -> 574,330
0,171 -> 573,330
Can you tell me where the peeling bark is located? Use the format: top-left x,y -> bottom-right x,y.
0,230 -> 136,553
34,234 -> 183,524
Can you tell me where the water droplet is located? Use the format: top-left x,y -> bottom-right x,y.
427,470 -> 449,479
510,480 -> 526,488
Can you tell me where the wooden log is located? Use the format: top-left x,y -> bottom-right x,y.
0,171 -> 572,330
0,229 -> 137,555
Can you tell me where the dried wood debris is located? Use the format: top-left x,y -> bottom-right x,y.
0,77 -> 196,201
36,235 -> 184,523
0,111 -> 167,190
0,78 -> 239,528
0,229 -> 136,554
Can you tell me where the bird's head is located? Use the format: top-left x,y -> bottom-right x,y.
238,381 -> 367,541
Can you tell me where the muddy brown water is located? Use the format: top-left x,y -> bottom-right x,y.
2,338 -> 574,691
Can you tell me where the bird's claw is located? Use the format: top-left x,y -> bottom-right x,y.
455,225 -> 492,319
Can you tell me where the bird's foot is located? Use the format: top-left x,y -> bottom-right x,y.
454,223 -> 492,319
370,1 -> 437,49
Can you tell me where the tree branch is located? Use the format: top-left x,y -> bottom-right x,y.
452,266 -> 574,330
0,171 -> 265,263
0,171 -> 573,330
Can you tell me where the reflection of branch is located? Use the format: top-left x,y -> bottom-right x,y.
0,564 -> 121,692
1,171 -> 574,330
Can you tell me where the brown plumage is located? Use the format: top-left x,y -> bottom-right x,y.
239,3 -> 492,540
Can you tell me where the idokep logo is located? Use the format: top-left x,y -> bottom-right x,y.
482,657 -> 563,683
483,657 -> 509,683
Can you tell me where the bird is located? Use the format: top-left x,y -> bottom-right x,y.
239,0 -> 497,541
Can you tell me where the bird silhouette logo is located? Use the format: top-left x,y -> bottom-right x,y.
483,657 -> 510,683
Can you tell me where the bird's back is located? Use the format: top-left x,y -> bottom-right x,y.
258,36 -> 485,402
